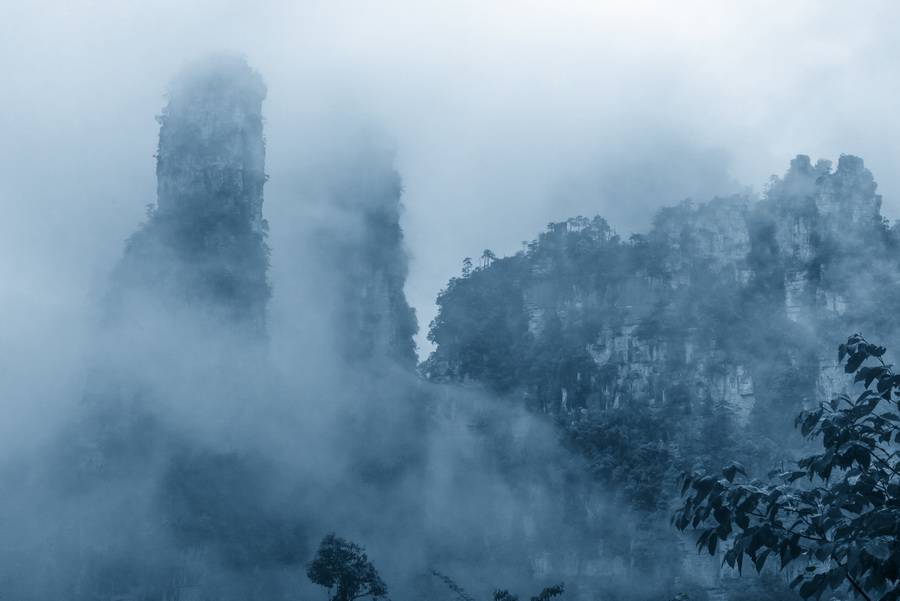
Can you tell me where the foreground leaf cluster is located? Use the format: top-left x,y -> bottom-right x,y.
674,334 -> 900,601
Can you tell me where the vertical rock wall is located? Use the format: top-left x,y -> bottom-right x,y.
109,55 -> 271,334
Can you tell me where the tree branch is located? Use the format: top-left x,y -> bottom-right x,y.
845,573 -> 873,601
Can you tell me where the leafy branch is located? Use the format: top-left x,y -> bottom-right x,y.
673,334 -> 900,601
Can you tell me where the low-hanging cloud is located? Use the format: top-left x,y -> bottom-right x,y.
3,1 -> 900,358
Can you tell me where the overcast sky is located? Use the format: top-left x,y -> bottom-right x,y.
2,0 -> 899,358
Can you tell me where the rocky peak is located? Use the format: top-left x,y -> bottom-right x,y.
817,154 -> 881,231
156,55 -> 267,233
109,56 -> 271,333
764,154 -> 883,269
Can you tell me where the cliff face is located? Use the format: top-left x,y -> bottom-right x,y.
426,154 -> 898,429
108,55 -> 270,334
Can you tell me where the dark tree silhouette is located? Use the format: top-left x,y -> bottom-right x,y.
462,257 -> 473,277
480,249 -> 496,268
307,534 -> 388,601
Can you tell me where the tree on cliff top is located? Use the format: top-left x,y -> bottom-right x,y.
674,334 -> 900,601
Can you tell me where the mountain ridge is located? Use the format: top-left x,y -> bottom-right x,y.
424,153 -> 898,432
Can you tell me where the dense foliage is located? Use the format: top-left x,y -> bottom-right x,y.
307,535 -> 388,601
675,335 -> 900,601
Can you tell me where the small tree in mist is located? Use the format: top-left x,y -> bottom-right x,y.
674,334 -> 900,601
480,249 -> 496,269
462,257 -> 474,277
307,534 -> 387,601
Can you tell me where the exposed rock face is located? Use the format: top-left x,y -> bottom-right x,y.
156,57 -> 267,230
109,55 -> 270,334
426,155 -> 898,424
651,195 -> 753,284
765,154 -> 883,325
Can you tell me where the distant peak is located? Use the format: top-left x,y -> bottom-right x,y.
836,154 -> 865,174
155,54 -> 267,225
790,154 -> 813,172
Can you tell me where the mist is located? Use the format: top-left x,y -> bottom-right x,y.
2,2 -> 900,600
4,1 -> 900,357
